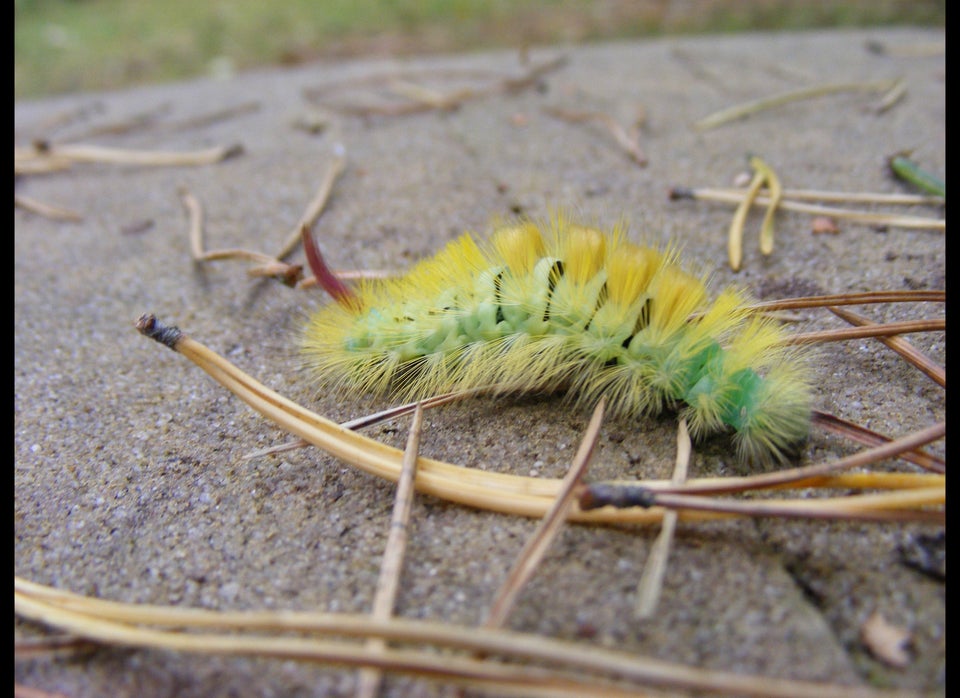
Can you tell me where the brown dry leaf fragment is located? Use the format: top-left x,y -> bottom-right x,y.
861,610 -> 912,668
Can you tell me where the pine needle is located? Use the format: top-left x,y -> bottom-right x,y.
484,398 -> 605,629
134,314 -> 943,526
827,306 -> 945,388
356,403 -> 423,698
812,411 -> 944,473
14,194 -> 83,222
15,141 -> 243,173
694,79 -> 901,130
783,318 -> 944,345
274,147 -> 346,261
671,186 -> 945,230
634,418 -> 690,619
15,576 -> 899,698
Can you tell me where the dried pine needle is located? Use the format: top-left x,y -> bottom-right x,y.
14,194 -> 83,222
16,576 -> 900,698
674,186 -> 943,206
727,166 -> 765,271
542,106 -> 647,166
889,153 -> 946,198
671,186 -> 945,230
180,187 -> 303,286
306,57 -> 567,117
783,318 -> 944,345
634,418 -> 691,619
274,148 -> 346,261
135,314 -> 943,525
725,154 -> 782,271
746,289 -> 944,313
694,79 -> 901,131
15,141 -> 243,173
356,403 -> 422,698
812,411 -> 944,473
749,155 -> 782,255
610,488 -> 944,524
484,398 -> 604,629
827,306 -> 945,388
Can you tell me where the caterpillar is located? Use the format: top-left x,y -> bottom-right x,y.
301,216 -> 811,463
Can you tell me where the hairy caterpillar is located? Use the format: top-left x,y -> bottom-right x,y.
302,217 -> 811,463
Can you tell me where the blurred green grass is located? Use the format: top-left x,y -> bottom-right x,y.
15,0 -> 944,99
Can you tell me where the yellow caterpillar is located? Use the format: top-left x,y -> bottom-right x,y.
302,217 -> 811,463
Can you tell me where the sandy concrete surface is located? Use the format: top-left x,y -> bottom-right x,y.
16,27 -> 944,696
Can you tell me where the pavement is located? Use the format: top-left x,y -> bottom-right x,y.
15,27 -> 944,697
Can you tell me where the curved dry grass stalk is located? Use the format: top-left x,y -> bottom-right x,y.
14,577 -> 902,698
133,314 -> 943,526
